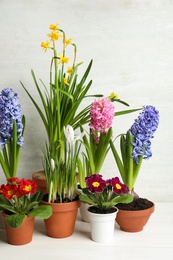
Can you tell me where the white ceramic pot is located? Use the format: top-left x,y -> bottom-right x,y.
88,207 -> 117,243
79,202 -> 90,222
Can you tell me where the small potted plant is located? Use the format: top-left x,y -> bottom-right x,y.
41,125 -> 83,238
0,177 -> 52,245
79,174 -> 133,242
110,105 -> 159,232
0,87 -> 25,228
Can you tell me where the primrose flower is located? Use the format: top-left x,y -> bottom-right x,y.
111,177 -> 127,194
79,174 -> 132,211
130,105 -> 159,163
85,174 -> 106,193
19,179 -> 38,195
89,97 -> 115,133
0,88 -> 24,148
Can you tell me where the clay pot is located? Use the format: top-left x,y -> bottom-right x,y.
116,202 -> 155,232
32,170 -> 47,193
2,212 -> 35,245
41,198 -> 80,238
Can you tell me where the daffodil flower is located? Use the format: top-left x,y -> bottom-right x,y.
49,22 -> 59,31
47,31 -> 61,41
41,41 -> 50,51
64,38 -> 72,48
59,53 -> 69,64
67,67 -> 73,74
64,78 -> 69,86
108,92 -> 119,101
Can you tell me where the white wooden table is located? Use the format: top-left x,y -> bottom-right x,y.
0,202 -> 173,260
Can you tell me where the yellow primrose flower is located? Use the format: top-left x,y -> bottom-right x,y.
108,92 -> 119,101
41,41 -> 50,51
67,67 -> 73,74
49,22 -> 59,31
59,53 -> 69,64
64,78 -> 69,86
64,38 -> 72,48
47,31 -> 61,41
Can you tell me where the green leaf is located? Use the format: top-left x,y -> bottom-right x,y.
115,108 -> 142,116
5,213 -> 26,228
28,205 -> 52,219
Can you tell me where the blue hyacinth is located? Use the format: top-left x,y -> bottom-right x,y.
129,105 -> 159,163
0,88 -> 24,149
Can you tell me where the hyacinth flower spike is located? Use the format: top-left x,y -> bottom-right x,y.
110,105 -> 159,195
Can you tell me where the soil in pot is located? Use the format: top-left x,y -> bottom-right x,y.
116,198 -> 153,210
88,206 -> 117,214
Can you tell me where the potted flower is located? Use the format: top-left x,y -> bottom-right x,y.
79,174 -> 133,242
110,105 -> 159,232
20,22 -> 102,189
0,177 -> 52,245
41,125 -> 83,238
77,95 -> 140,221
0,88 -> 25,179
0,87 -> 25,228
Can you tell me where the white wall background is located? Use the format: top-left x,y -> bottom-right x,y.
0,0 -> 172,202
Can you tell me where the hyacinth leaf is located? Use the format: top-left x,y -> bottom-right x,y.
28,205 -> 52,219
115,108 -> 142,117
126,130 -> 134,191
109,139 -> 125,183
77,157 -> 86,188
94,128 -> 113,174
5,213 -> 26,228
11,121 -> 17,177
133,155 -> 143,185
0,150 -> 10,178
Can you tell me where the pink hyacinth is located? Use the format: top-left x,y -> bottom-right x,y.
89,97 -> 115,133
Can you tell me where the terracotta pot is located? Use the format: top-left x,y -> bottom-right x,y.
116,202 -> 155,232
41,199 -> 80,238
2,212 -> 35,245
32,170 -> 47,193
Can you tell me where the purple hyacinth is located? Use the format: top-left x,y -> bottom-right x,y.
0,88 -> 24,148
129,105 -> 159,163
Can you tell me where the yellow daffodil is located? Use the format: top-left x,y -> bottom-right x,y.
49,22 -> 59,31
67,67 -> 73,74
47,31 -> 61,41
64,78 -> 70,86
108,92 -> 119,101
64,38 -> 72,48
41,41 -> 50,51
59,53 -> 69,64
